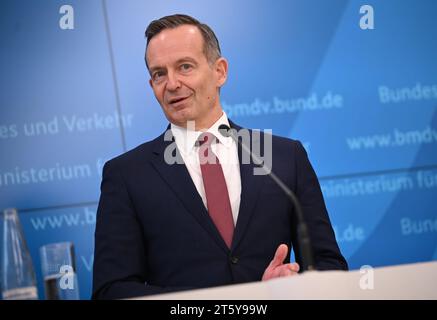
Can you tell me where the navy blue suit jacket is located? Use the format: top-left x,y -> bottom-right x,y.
92,122 -> 347,299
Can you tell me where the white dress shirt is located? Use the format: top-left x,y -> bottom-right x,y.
171,112 -> 241,225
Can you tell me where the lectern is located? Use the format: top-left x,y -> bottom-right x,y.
134,261 -> 437,300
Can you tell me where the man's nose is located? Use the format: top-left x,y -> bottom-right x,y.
166,71 -> 181,91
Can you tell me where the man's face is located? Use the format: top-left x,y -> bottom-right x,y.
146,25 -> 227,129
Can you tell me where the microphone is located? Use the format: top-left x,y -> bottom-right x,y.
218,124 -> 315,272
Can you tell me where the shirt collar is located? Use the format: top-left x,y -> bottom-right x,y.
171,112 -> 233,155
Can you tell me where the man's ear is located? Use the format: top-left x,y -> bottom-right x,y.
215,57 -> 228,87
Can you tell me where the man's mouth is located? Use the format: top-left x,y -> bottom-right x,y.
168,95 -> 191,105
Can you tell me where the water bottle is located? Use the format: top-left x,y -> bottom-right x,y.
1,208 -> 38,300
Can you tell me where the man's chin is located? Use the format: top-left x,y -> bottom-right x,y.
168,113 -> 196,128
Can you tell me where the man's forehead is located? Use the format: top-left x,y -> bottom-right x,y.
147,25 -> 204,65
154,24 -> 200,43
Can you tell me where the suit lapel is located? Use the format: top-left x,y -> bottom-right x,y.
149,128 -> 230,253
229,122 -> 266,250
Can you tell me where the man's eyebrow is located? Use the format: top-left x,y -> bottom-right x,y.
148,64 -> 165,74
175,57 -> 198,65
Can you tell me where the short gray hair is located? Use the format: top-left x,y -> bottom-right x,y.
144,14 -> 221,68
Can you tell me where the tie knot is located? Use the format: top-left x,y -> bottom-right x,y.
197,132 -> 216,147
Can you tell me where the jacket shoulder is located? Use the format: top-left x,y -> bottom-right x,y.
105,133 -> 165,168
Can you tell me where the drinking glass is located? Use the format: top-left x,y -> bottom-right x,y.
39,242 -> 80,300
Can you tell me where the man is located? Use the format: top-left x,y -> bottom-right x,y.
92,14 -> 347,300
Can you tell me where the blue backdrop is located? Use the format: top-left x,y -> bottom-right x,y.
1,0 -> 436,299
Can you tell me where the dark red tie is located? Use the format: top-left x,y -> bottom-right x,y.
198,132 -> 234,248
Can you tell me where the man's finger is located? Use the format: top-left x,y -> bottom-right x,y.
287,262 -> 300,273
269,244 -> 289,268
280,268 -> 293,277
278,265 -> 298,277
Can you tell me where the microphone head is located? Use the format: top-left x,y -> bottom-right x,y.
218,124 -> 231,137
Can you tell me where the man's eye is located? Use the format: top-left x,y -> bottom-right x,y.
180,64 -> 193,71
152,71 -> 165,82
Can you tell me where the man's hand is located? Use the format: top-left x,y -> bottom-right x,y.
262,244 -> 300,281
